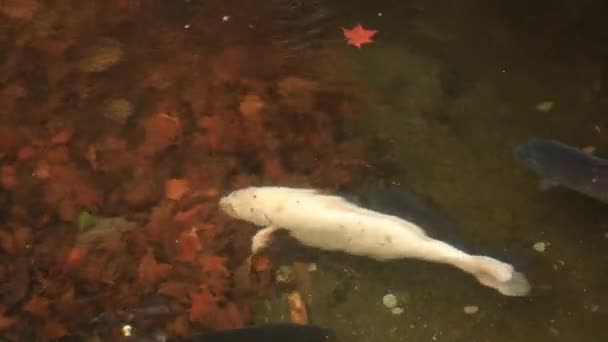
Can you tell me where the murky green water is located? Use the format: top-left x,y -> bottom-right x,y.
1,0 -> 607,341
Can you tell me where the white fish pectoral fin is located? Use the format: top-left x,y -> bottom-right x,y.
251,226 -> 279,255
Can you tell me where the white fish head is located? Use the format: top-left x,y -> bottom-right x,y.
219,187 -> 272,226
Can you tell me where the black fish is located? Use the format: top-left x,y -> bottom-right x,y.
269,0 -> 335,51
189,323 -> 335,342
354,186 -> 525,266
514,139 -> 608,204
351,186 -> 470,251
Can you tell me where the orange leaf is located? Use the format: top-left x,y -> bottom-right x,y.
165,178 -> 190,201
251,255 -> 272,273
65,247 -> 86,269
166,314 -> 190,337
1,165 -> 17,190
189,287 -> 219,322
158,281 -> 194,301
287,291 -> 309,325
17,145 -> 35,160
51,128 -> 73,145
174,203 -> 211,224
213,302 -> 246,330
198,254 -> 229,276
23,296 -> 50,318
263,157 -> 284,182
138,252 -> 172,287
0,315 -> 16,332
43,319 -> 69,340
12,226 -> 31,254
0,230 -> 15,254
176,229 -> 202,262
139,113 -> 180,157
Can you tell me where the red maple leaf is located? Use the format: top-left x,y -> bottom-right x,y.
138,252 -> 173,287
23,296 -> 51,318
198,254 -> 229,276
0,315 -> 17,332
176,228 -> 202,262
189,287 -> 219,323
342,24 -> 378,48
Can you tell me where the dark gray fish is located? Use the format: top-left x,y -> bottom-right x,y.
269,0 -> 335,51
189,323 -> 335,342
514,139 -> 608,204
350,187 -> 470,251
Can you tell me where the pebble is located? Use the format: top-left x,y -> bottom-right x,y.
382,293 -> 398,309
391,307 -> 404,315
603,232 -> 608,239
275,265 -> 294,284
533,241 -> 547,252
535,101 -> 554,112
102,98 -> 133,123
463,305 -> 479,314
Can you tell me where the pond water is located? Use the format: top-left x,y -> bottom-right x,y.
0,0 -> 607,341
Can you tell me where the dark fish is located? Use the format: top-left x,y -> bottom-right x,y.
352,186 -> 469,251
269,0 -> 335,51
514,139 -> 608,204
189,323 -> 335,342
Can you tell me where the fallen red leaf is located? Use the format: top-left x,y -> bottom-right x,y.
176,229 -> 202,262
139,113 -> 180,157
342,24 -> 378,48
165,178 -> 190,201
17,145 -> 35,160
166,314 -> 189,337
138,252 -> 172,287
65,247 -> 86,269
198,254 -> 229,276
24,296 -> 51,318
12,226 -> 31,254
287,291 -> 309,325
251,255 -> 272,273
50,128 -> 73,145
174,203 -> 211,224
0,230 -> 15,254
189,287 -> 219,323
1,165 -> 17,190
213,302 -> 246,330
263,157 -> 284,182
0,315 -> 16,332
158,281 -> 194,301
43,319 -> 69,340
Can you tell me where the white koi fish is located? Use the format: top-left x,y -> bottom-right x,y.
219,186 -> 531,296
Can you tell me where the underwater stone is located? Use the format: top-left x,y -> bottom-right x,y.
382,293 -> 398,309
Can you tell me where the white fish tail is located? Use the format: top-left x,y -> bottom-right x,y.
463,255 -> 531,296
415,240 -> 531,296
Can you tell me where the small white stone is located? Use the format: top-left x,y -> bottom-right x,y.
536,101 -> 554,112
382,293 -> 398,309
391,306 -> 404,315
463,305 -> 479,314
308,263 -> 317,272
122,324 -> 133,337
533,241 -> 547,252
603,232 -> 608,239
